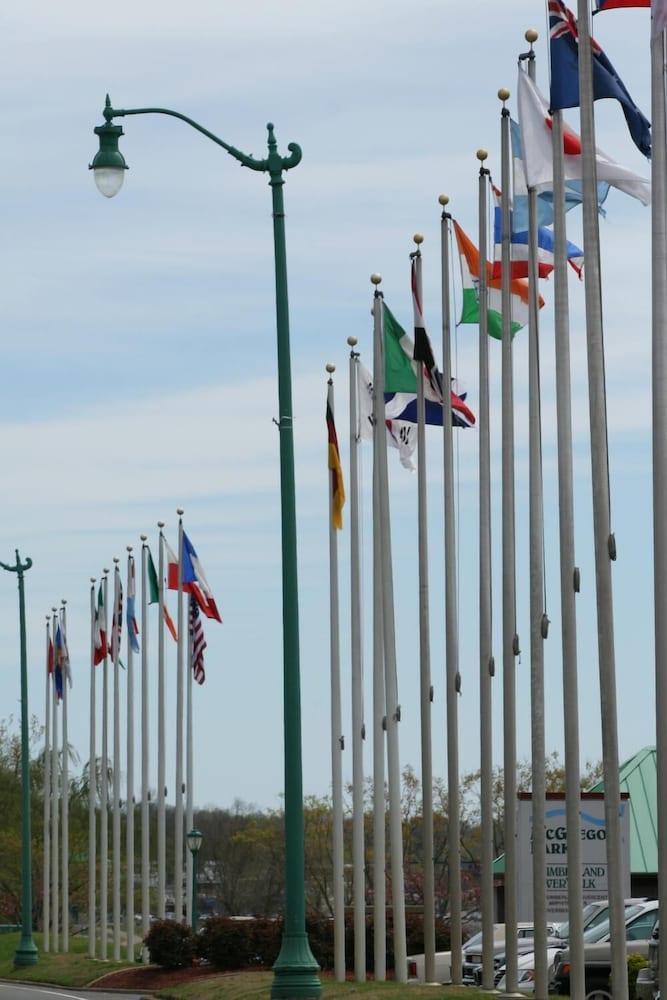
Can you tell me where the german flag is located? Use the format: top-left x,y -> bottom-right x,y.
326,397 -> 345,530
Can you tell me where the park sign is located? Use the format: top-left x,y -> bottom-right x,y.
516,792 -> 631,922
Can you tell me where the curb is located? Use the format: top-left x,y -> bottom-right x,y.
0,980 -> 157,996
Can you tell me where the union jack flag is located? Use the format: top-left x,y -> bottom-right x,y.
189,595 -> 206,686
549,0 -> 602,53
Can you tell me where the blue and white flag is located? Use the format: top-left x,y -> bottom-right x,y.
126,556 -> 140,653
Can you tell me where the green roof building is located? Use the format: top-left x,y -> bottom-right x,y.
493,747 -> 658,918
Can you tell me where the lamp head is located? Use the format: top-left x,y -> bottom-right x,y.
187,828 -> 203,854
90,101 -> 128,199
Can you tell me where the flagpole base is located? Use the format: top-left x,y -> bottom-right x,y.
271,932 -> 321,999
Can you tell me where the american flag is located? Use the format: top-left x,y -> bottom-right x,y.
189,595 -> 206,685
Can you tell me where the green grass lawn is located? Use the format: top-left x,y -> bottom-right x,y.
154,973 -> 491,1000
0,931 -> 134,986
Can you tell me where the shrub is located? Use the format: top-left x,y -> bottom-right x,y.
197,917 -> 282,970
143,919 -> 196,969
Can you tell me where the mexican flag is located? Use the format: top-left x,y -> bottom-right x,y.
93,582 -> 107,666
147,546 -> 178,642
454,220 -> 543,340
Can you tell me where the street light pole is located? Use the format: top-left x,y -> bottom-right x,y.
2,550 -> 38,967
186,829 -> 202,932
90,99 -> 320,998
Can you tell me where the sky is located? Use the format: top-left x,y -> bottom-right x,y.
0,1 -> 656,813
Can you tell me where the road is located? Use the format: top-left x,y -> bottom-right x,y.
0,986 -> 151,1000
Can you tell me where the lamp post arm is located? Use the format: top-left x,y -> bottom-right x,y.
103,97 -> 302,174
0,551 -> 32,577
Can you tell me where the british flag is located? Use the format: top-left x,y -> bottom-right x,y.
189,596 -> 207,686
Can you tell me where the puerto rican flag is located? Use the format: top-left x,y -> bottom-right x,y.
167,531 -> 222,622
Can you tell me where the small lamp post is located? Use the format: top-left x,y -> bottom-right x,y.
1,551 -> 38,967
186,828 -> 202,932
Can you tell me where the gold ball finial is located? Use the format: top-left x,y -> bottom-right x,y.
477,149 -> 489,162
157,521 -> 165,529
498,87 -> 510,103
370,273 -> 382,286
176,507 -> 184,516
140,533 -> 148,542
113,557 -> 119,565
51,606 -> 57,613
438,194 -> 449,206
127,545 -> 133,553
347,336 -> 358,347
525,28 -> 538,44
103,567 -> 110,574
413,233 -> 424,246
325,363 -> 336,374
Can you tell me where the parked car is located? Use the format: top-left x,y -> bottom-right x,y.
407,925 -> 506,984
463,923 -> 561,985
551,898 -> 648,943
495,946 -> 564,994
552,900 -> 659,995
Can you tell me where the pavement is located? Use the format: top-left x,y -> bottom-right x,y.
0,986 -> 152,1000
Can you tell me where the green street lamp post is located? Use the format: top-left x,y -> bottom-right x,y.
186,828 -> 202,931
90,98 -> 321,999
1,551 -> 38,967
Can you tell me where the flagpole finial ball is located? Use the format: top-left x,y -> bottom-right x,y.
370,273 -> 382,286
477,149 -> 488,162
438,194 -> 449,206
127,545 -> 133,553
104,567 -> 110,574
91,578 -> 96,584
61,599 -> 67,606
177,507 -> 184,516
525,28 -> 538,44
52,607 -> 57,613
140,534 -> 148,542
325,363 -> 336,374
113,557 -> 119,565
498,87 -> 510,103
413,233 -> 424,245
347,336 -> 358,347
157,521 -> 165,529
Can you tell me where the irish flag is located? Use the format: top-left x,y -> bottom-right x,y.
454,220 -> 543,340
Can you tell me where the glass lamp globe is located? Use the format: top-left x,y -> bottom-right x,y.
93,166 -> 126,199
187,828 -> 203,854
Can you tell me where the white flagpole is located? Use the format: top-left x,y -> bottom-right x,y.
51,607 -> 59,953
43,617 -> 51,954
157,524 -> 167,920
411,238 -> 436,984
576,5 -> 626,996
126,548 -> 136,960
371,338 -> 387,983
140,536 -> 150,955
174,511 -> 185,924
523,32 -> 548,1000
372,275 -> 407,984
112,558 -> 122,961
347,338 -> 366,983
499,86 -> 519,995
185,601 -> 194,928
327,368 -> 346,982
88,582 -> 97,958
439,196 -> 463,985
552,106 -> 585,1000
475,152 -> 495,992
100,572 -> 109,961
60,600 -> 69,952
652,18 -> 667,999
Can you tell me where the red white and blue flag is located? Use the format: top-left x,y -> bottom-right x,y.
167,531 -> 222,623
189,596 -> 207,685
549,0 -> 651,157
491,183 -> 584,279
595,1 -> 649,10
596,0 -> 667,37
55,621 -> 71,700
110,579 -> 123,661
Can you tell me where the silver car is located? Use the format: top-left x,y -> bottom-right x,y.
552,900 -> 659,996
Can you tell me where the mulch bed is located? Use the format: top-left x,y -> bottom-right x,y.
91,963 -> 228,990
